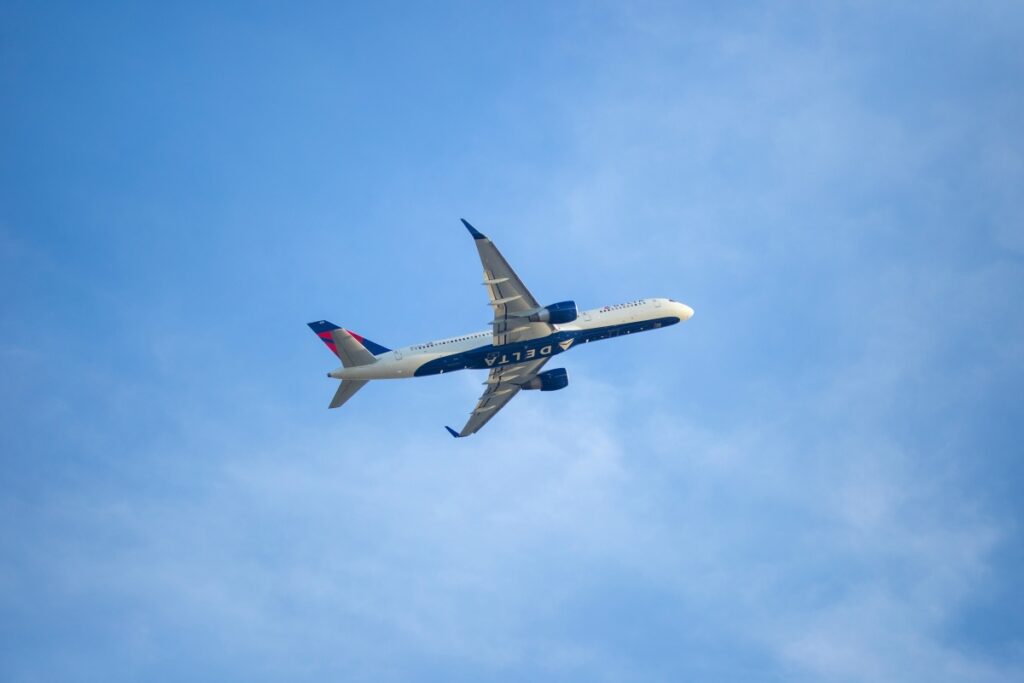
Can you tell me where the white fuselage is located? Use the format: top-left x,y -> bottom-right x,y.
330,298 -> 694,381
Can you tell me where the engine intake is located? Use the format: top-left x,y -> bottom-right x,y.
522,368 -> 569,391
528,300 -> 578,325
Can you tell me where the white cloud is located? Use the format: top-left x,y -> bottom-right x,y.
11,326 -> 1015,681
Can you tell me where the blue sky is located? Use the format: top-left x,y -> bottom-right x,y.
2,1 -> 1023,680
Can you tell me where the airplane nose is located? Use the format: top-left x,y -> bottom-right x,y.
678,303 -> 694,321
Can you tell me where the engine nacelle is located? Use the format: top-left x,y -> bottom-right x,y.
522,368 -> 569,391
528,300 -> 578,325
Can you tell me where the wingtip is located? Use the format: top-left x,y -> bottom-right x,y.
460,218 -> 486,240
445,425 -> 462,438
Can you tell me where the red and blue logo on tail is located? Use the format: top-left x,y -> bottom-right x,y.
307,320 -> 391,357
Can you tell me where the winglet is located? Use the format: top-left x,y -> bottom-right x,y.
461,219 -> 486,240
445,426 -> 463,438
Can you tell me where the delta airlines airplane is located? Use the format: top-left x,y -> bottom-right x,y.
308,220 -> 694,437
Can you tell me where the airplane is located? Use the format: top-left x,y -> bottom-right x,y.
308,219 -> 694,437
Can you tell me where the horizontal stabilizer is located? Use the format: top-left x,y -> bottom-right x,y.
330,380 -> 368,409
330,328 -> 377,368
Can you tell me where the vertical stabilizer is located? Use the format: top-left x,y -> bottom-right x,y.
307,320 -> 391,358
308,321 -> 382,410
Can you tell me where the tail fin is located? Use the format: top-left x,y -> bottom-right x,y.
308,320 -> 383,410
307,320 -> 391,358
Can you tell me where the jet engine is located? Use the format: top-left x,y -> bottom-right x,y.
522,368 -> 569,391
528,300 -> 578,324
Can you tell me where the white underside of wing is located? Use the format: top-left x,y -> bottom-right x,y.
455,357 -> 550,436
471,232 -> 554,345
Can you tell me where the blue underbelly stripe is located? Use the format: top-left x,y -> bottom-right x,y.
413,316 -> 680,377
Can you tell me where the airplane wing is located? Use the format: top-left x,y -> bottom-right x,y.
462,219 -> 554,346
446,357 -> 550,438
